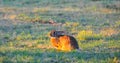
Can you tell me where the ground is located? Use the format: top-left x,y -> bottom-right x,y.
0,0 -> 120,63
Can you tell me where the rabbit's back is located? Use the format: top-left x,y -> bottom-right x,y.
59,35 -> 79,51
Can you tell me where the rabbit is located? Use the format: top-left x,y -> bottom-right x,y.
49,30 -> 80,51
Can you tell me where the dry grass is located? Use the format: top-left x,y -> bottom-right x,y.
100,28 -> 118,37
99,8 -> 113,14
36,44 -> 54,49
8,14 -> 17,20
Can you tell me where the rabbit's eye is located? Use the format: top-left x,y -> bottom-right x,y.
50,31 -> 55,37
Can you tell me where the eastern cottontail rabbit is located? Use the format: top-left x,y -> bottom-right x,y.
49,30 -> 80,51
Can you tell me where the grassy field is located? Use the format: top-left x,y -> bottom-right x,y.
0,0 -> 120,63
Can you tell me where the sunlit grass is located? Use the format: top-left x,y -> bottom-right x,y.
0,0 -> 120,63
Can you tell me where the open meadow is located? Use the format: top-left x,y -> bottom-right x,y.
0,0 -> 120,63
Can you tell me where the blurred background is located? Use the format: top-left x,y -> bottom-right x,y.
0,0 -> 120,63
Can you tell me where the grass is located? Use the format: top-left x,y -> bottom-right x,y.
0,0 -> 120,63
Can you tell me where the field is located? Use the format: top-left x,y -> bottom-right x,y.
0,0 -> 120,63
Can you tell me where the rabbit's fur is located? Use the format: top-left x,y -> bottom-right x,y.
49,30 -> 79,51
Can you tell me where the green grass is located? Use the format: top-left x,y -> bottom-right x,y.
0,0 -> 120,63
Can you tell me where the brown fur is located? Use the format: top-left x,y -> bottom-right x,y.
49,30 -> 79,51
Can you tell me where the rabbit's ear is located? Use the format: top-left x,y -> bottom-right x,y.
56,31 -> 65,35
